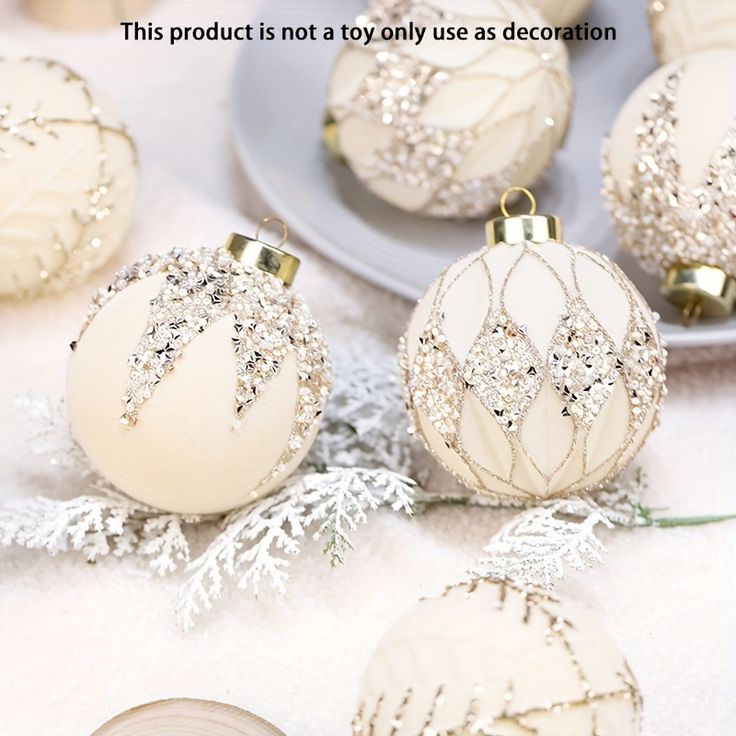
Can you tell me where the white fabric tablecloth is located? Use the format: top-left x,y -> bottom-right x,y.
0,1 -> 734,734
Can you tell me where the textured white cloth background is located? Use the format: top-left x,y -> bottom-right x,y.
0,1 -> 735,734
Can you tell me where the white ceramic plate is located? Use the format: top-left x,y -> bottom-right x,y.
231,0 -> 736,348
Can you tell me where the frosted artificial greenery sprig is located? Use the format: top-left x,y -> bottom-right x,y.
2,350 -> 421,627
0,489 -> 193,575
2,350 -> 735,628
175,467 -> 415,629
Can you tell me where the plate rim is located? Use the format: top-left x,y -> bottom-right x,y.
229,39 -> 736,351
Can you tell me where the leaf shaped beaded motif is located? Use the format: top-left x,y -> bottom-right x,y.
400,243 -> 667,501
75,247 -> 331,484
602,65 -> 736,278
328,0 -> 572,217
352,579 -> 643,736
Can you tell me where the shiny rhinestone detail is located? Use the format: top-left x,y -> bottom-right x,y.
462,312 -> 542,433
547,302 -> 619,427
603,66 -> 736,279
75,247 -> 331,486
407,321 -> 463,442
400,244 -> 668,502
330,0 -> 572,218
360,52 -> 444,128
621,308 -> 668,429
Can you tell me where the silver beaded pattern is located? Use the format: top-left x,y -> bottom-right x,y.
547,301 -> 619,428
400,242 -> 667,501
410,321 -> 463,441
603,65 -> 736,280
75,247 -> 331,489
621,307 -> 666,430
352,579 -> 643,735
463,312 -> 542,434
328,0 -> 572,218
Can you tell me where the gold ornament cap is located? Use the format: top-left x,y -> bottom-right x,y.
226,218 -> 300,287
661,262 -> 736,325
323,110 -> 344,161
487,187 -> 562,246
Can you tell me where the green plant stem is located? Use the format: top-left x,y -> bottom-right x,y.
650,514 -> 736,528
417,495 -> 736,529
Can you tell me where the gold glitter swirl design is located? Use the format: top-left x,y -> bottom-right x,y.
400,243 -> 667,502
0,57 -> 137,297
74,247 -> 331,490
327,0 -> 572,218
352,579 -> 643,735
602,65 -> 736,281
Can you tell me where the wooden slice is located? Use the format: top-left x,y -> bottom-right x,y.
91,698 -> 286,736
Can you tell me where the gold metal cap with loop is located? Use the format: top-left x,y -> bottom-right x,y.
322,111 -> 344,161
661,262 -> 736,326
225,217 -> 301,287
487,187 -> 562,246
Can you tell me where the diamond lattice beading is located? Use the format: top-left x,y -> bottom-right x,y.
547,302 -> 619,427
621,307 -> 667,430
462,312 -> 543,433
408,321 -> 464,442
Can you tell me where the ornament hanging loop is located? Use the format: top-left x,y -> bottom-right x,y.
225,217 -> 300,287
255,217 -> 289,248
500,186 -> 538,217
681,296 -> 703,327
488,187 -> 562,247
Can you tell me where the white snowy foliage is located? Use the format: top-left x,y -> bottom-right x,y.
0,489 -> 193,573
307,348 -> 418,476
175,468 -> 415,629
467,473 -> 651,589
15,393 -> 92,477
469,497 -> 612,589
3,354 -> 668,628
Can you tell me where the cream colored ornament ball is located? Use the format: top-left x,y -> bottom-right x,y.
535,0 -> 593,26
353,579 -> 643,736
324,0 -> 573,219
648,0 -> 736,63
603,49 -> 736,320
0,57 -> 137,298
28,0 -> 155,31
67,227 -> 331,515
400,189 -> 666,502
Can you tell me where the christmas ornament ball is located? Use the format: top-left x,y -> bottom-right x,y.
401,189 -> 666,502
603,49 -> 736,320
92,699 -> 286,736
28,0 -> 155,31
352,579 -> 642,736
535,0 -> 593,26
0,57 -> 137,298
648,0 -> 736,63
67,229 -> 331,515
324,0 -> 573,219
